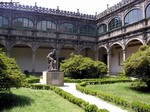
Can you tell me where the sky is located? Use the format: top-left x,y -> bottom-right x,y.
2,0 -> 121,15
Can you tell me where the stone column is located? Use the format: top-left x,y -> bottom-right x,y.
107,51 -> 111,75
95,51 -> 99,61
6,49 -> 10,57
32,51 -> 36,72
123,49 -> 126,62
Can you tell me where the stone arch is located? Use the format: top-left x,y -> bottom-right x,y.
124,7 -> 143,26
80,46 -> 95,60
59,22 -> 77,34
125,39 -> 143,60
145,1 -> 150,18
108,16 -> 122,31
109,43 -> 124,75
0,42 -> 6,52
11,42 -> 32,49
109,42 -> 124,51
10,43 -> 32,73
12,17 -> 34,29
123,6 -> 143,18
147,38 -> 150,45
98,46 -> 107,64
97,23 -> 107,35
37,20 -> 56,32
126,38 -> 144,46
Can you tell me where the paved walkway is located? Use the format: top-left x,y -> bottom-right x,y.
59,83 -> 127,112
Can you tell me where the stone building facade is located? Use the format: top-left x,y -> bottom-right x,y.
0,0 -> 150,75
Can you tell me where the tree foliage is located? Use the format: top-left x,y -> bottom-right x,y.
123,45 -> 150,87
0,49 -> 26,91
60,54 -> 107,79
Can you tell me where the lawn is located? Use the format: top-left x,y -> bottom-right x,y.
87,82 -> 150,105
0,88 -> 84,112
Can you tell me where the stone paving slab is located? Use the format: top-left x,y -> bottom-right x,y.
59,83 -> 127,112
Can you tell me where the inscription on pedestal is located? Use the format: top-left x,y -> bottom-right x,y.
52,73 -> 59,80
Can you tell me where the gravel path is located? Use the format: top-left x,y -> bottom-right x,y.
59,83 -> 127,112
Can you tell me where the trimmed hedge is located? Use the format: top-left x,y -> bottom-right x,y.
64,77 -> 132,83
76,80 -> 150,112
26,76 -> 40,83
29,84 -> 109,112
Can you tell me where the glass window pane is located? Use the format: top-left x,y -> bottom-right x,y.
146,4 -> 150,18
124,9 -> 142,25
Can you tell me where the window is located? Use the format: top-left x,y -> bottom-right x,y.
0,16 -> 8,28
97,24 -> 107,35
37,20 -> 56,32
59,23 -> 76,33
80,25 -> 95,35
108,17 -> 122,31
124,9 -> 142,25
146,4 -> 150,18
12,18 -> 33,29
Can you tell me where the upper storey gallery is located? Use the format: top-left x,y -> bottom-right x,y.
0,0 -> 150,38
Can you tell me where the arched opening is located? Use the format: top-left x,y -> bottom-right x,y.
59,23 -> 77,34
124,8 -> 142,25
109,44 -> 123,75
10,44 -> 32,73
125,39 -> 143,59
80,47 -> 95,60
97,24 -> 107,35
108,17 -> 122,31
80,25 -> 96,36
145,3 -> 150,18
98,46 -> 107,64
12,17 -> 33,30
37,20 -> 56,32
36,45 -> 54,73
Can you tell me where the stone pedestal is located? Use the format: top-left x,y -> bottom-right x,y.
43,70 -> 64,86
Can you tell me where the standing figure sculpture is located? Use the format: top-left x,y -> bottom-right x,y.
47,49 -> 57,71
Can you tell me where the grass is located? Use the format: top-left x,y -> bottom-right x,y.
0,88 -> 84,112
87,82 -> 150,105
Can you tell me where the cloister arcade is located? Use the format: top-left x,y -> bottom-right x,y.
0,0 -> 150,75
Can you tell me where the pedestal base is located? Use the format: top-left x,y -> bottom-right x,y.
43,70 -> 64,86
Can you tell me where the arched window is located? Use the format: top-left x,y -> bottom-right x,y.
97,24 -> 107,35
59,23 -> 76,33
0,16 -> 8,28
124,9 -> 142,25
80,25 -> 95,35
146,4 -> 150,18
12,18 -> 33,29
37,20 -> 56,32
108,17 -> 122,31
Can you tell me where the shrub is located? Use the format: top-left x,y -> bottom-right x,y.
26,76 -> 40,83
123,45 -> 150,87
0,50 -> 26,91
60,54 -> 107,79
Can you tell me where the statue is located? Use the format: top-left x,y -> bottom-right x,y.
47,49 -> 57,71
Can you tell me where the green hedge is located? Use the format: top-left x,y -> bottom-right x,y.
76,80 -> 150,112
29,84 -> 109,112
26,76 -> 40,83
64,77 -> 132,83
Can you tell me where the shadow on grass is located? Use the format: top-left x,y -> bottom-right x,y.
0,92 -> 34,111
129,86 -> 150,94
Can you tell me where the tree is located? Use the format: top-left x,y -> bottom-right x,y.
0,49 -> 26,91
60,54 -> 107,79
123,45 -> 150,87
